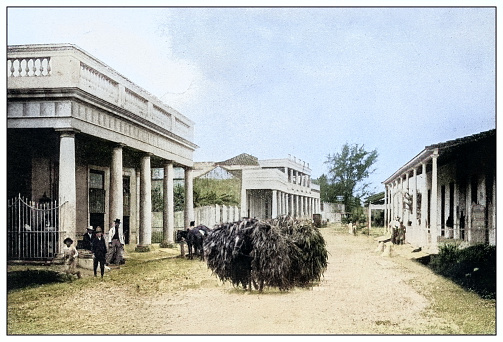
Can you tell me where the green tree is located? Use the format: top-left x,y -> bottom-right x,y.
324,143 -> 378,213
193,178 -> 240,207
174,184 -> 185,212
151,184 -> 164,212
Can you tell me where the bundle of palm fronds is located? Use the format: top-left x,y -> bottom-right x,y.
250,222 -> 297,291
203,217 -> 328,291
285,223 -> 329,286
203,219 -> 256,289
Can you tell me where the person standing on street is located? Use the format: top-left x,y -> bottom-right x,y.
63,237 -> 81,279
92,227 -> 107,278
106,218 -> 125,266
82,225 -> 95,251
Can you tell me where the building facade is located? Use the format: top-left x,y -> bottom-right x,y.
193,153 -> 321,221
383,130 -> 495,252
7,44 -> 197,260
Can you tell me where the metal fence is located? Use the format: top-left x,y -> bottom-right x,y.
7,194 -> 64,261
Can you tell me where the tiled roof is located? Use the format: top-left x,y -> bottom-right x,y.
383,129 -> 495,184
218,153 -> 259,166
427,129 -> 495,151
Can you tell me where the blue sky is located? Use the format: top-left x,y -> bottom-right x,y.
6,4 -> 496,195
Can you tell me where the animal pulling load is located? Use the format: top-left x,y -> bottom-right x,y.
203,216 -> 328,291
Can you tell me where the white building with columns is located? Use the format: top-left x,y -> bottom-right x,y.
383,129 -> 495,252
7,44 -> 197,260
194,153 -> 321,221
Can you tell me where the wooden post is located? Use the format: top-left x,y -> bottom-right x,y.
368,202 -> 372,236
180,241 -> 185,257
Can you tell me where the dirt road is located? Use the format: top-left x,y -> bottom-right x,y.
71,227 -> 466,334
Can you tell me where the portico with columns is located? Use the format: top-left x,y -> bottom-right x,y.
383,130 -> 495,252
238,155 -> 321,220
7,44 -> 197,260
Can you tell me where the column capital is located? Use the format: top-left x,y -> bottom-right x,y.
113,143 -> 126,149
55,128 -> 80,137
431,148 -> 439,159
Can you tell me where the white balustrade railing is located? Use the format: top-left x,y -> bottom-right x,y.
8,57 -> 51,77
8,44 -> 194,143
175,117 -> 190,136
152,105 -> 172,130
80,62 -> 119,105
124,88 -> 148,116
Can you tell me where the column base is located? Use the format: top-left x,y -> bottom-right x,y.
159,242 -> 175,248
135,245 -> 151,253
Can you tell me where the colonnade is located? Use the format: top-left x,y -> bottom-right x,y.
288,168 -> 311,187
57,130 -> 194,251
384,150 -> 439,246
272,190 -> 320,219
245,189 -> 320,220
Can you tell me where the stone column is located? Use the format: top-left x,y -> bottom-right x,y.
162,161 -> 174,246
412,168 -> 418,224
412,168 -> 418,243
240,179 -> 247,219
299,195 -> 304,218
57,129 -> 77,241
279,192 -> 284,216
399,176 -> 404,221
430,151 -> 439,250
393,179 -> 400,219
110,144 -> 123,226
135,168 -> 141,244
283,193 -> 287,216
384,184 -> 388,228
453,182 -> 459,239
272,190 -> 278,218
405,172 -> 410,224
390,181 -> 396,222
184,167 -> 194,228
306,197 -> 309,217
421,162 -> 428,247
137,153 -> 152,251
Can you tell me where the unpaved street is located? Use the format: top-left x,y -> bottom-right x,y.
70,227 -> 467,334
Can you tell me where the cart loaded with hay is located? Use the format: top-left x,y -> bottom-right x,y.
203,216 -> 328,291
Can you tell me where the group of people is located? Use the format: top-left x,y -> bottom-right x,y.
389,217 -> 406,245
62,218 -> 125,279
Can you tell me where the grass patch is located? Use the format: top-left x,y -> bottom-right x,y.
404,242 -> 496,334
427,278 -> 496,334
427,243 -> 496,300
7,245 -> 213,334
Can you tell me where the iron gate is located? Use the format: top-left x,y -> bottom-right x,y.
7,194 -> 65,261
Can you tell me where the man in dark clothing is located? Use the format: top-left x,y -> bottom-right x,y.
92,226 -> 107,278
82,225 -> 95,250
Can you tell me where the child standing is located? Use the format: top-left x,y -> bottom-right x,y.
63,237 -> 81,279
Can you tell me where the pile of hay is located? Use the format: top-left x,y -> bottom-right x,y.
203,217 -> 328,291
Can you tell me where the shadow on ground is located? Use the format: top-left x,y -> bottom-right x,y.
414,244 -> 496,300
7,270 -> 71,291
